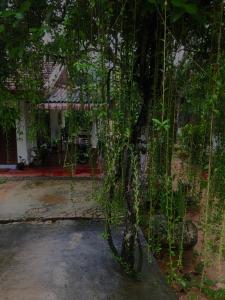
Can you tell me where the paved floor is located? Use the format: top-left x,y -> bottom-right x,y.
0,179 -> 103,221
0,220 -> 177,300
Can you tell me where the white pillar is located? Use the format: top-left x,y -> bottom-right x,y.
16,101 -> 37,165
90,121 -> 98,148
16,101 -> 29,164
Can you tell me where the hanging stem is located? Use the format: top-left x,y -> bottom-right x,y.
161,0 -> 167,122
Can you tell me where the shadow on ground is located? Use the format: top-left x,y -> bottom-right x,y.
0,220 -> 177,300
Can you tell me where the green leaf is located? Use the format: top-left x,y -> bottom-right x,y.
171,10 -> 184,22
0,10 -> 14,17
0,24 -> 5,32
20,1 -> 31,12
152,118 -> 162,125
171,0 -> 198,15
171,0 -> 185,8
15,12 -> 24,20
183,3 -> 198,15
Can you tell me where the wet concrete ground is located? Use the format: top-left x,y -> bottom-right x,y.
0,179 -> 102,221
0,220 -> 177,300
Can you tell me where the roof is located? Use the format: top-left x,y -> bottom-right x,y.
6,62 -> 97,111
46,88 -> 90,104
38,87 -> 94,110
5,61 -> 59,91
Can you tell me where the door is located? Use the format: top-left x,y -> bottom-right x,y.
0,127 -> 17,164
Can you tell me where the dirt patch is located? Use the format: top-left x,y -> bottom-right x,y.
40,194 -> 67,205
0,179 -> 102,222
24,180 -> 45,189
179,288 -> 209,300
171,157 -> 225,299
0,182 -> 20,201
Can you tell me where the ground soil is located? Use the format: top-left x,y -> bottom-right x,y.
156,156 -> 225,300
0,179 -> 103,220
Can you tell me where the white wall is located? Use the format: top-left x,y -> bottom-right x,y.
16,101 -> 28,164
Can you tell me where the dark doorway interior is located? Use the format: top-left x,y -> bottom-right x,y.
0,127 -> 17,164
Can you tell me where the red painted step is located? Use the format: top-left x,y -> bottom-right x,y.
0,165 -> 102,178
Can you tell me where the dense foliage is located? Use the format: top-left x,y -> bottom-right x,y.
0,0 -> 225,295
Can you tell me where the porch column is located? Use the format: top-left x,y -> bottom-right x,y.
90,121 -> 98,171
16,101 -> 36,165
90,121 -> 98,149
16,101 -> 29,164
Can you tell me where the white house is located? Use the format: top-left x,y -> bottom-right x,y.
0,63 -> 98,169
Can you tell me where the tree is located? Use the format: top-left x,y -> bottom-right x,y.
0,0 -> 224,280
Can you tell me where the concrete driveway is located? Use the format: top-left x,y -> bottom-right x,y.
0,220 -> 177,300
0,179 -> 102,221
0,180 -> 178,299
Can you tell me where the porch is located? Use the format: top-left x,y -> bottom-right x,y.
0,88 -> 99,172
0,165 -> 102,179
